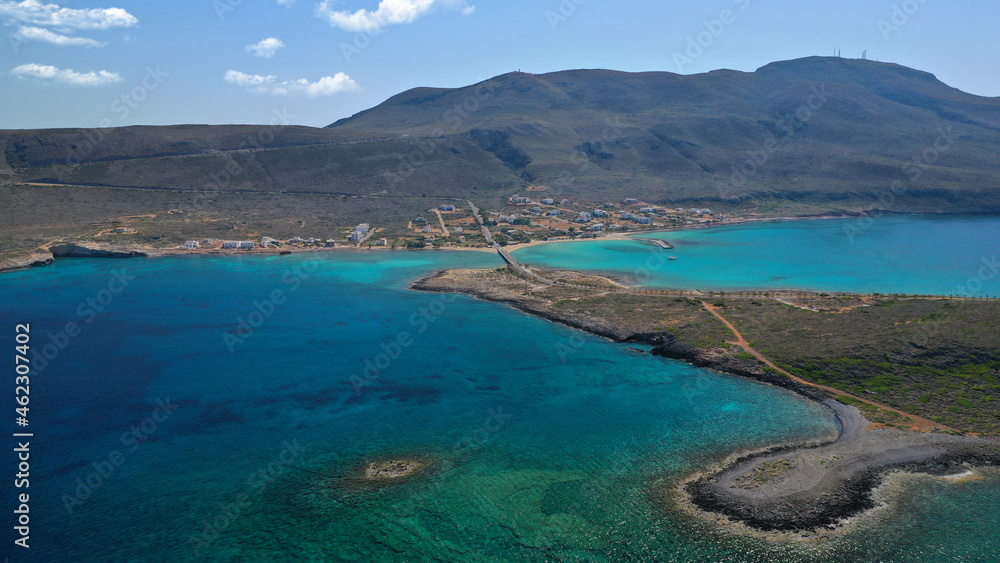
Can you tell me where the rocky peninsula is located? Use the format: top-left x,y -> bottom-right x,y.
412,267 -> 1000,533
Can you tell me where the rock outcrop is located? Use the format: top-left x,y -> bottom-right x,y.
0,243 -> 149,274
0,249 -> 55,272
49,243 -> 147,258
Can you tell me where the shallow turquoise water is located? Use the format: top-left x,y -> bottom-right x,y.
1,218 -> 998,561
513,215 -> 1000,296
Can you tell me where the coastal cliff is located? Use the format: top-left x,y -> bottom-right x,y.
0,243 -> 149,274
49,243 -> 148,258
0,248 -> 54,272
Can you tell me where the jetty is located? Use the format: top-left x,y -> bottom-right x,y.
634,237 -> 673,249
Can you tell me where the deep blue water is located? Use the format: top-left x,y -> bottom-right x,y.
1,217 -> 998,562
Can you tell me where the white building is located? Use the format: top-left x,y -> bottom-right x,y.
184,241 -> 199,249
223,241 -> 255,249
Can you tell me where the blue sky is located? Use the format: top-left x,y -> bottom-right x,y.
1,0 -> 998,129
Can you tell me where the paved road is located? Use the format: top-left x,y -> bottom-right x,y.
467,200 -> 494,245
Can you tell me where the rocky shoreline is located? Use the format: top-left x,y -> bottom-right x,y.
0,243 -> 151,273
411,269 -> 829,404
0,213 -> 864,275
680,402 -> 1000,533
411,267 -> 1000,534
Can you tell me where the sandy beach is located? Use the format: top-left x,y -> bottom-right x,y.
0,213 -> 853,274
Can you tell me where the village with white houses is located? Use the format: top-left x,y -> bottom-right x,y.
179,194 -> 727,251
93,190 -> 730,253
175,221 -> 390,252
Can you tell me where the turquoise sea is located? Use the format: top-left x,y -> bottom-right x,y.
2,216 -> 999,562
514,215 -> 1000,296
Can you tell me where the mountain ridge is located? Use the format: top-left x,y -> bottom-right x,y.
2,56 -> 1000,257
323,57 -> 999,209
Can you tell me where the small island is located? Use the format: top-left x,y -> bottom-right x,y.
363,458 -> 426,481
334,456 -> 436,492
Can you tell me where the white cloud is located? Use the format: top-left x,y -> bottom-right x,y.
316,0 -> 474,32
246,37 -> 285,58
13,26 -> 105,47
276,0 -> 294,6
0,0 -> 137,29
224,69 -> 276,93
225,69 -> 359,97
11,63 -> 123,86
291,73 -> 360,96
